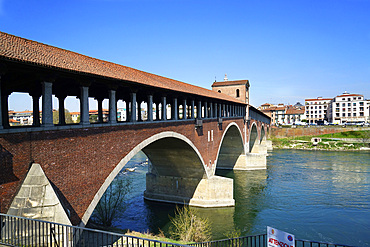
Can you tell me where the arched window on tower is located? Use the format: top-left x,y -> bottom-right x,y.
236,89 -> 240,98
218,90 -> 221,93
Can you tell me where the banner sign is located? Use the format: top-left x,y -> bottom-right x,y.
267,226 -> 295,247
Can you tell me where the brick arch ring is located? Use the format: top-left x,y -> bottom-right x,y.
80,131 -> 207,226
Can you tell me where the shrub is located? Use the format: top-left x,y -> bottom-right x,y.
169,205 -> 211,242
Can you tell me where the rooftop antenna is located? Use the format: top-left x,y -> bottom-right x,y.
214,76 -> 216,82
224,74 -> 228,81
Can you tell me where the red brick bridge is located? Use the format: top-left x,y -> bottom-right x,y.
0,32 -> 270,226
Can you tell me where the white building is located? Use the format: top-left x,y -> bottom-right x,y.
330,92 -> 370,124
305,97 -> 332,124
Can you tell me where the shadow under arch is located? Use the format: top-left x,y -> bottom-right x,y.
215,122 -> 245,170
81,131 -> 207,225
249,123 -> 258,153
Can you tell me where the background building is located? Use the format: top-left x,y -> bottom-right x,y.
211,75 -> 250,104
330,92 -> 370,124
259,103 -> 305,125
304,97 -> 332,124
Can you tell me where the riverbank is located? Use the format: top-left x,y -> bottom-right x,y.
271,130 -> 370,151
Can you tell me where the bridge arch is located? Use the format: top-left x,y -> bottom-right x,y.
249,122 -> 259,153
215,122 -> 245,170
81,131 -> 207,225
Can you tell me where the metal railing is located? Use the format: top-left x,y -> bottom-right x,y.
0,213 -> 190,247
189,234 -> 356,247
1,213 -> 356,247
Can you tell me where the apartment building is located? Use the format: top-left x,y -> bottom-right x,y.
304,97 -> 332,124
330,92 -> 370,124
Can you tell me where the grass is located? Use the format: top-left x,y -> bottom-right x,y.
271,130 -> 370,151
319,130 -> 369,139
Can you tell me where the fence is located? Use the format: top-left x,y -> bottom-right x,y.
1,213 -> 355,247
189,234 -> 355,247
0,213 -> 190,247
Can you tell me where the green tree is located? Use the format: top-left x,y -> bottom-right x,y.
53,109 -> 74,124
169,205 -> 211,242
91,178 -> 132,227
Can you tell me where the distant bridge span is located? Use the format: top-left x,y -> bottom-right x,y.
0,31 -> 270,226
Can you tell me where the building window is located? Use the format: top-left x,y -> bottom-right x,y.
236,89 -> 240,98
360,107 -> 364,111
336,108 -> 339,112
353,113 -> 356,117
342,98 -> 345,100
336,103 -> 339,107
360,112 -> 364,116
336,113 -> 339,117
342,108 -> 346,111
348,113 -> 351,117
315,106 -> 317,109
348,103 -> 351,106
353,108 -> 356,111
319,106 -> 322,109
348,98 -> 351,101
342,103 -> 345,107
360,102 -> 364,106
342,113 -> 345,117
348,108 -> 351,112
218,90 -> 221,93
353,103 -> 356,106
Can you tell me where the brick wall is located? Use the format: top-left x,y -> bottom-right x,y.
0,118 -> 245,225
270,126 -> 369,138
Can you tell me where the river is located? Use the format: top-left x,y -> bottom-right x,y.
93,149 -> 370,246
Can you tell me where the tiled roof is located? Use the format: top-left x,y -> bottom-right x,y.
336,93 -> 363,97
212,80 -> 249,87
305,98 -> 332,101
0,31 -> 245,104
286,108 -> 304,115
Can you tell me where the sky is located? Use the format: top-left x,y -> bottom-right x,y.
1,0 -> 370,111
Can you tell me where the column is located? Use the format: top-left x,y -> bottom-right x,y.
138,102 -> 142,121
218,103 -> 222,118
96,97 -> 103,123
30,93 -> 41,127
57,94 -> 66,125
161,96 -> 167,120
215,103 -> 218,118
223,104 -> 226,117
0,75 -> 2,129
198,101 -> 202,119
156,102 -> 160,120
130,92 -> 137,122
191,100 -> 195,119
109,89 -> 117,124
204,102 -> 208,118
173,98 -> 178,120
183,99 -> 187,119
42,81 -> 54,127
210,102 -> 213,118
148,95 -> 153,121
79,86 -> 90,125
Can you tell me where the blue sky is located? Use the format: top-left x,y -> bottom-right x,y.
1,0 -> 369,111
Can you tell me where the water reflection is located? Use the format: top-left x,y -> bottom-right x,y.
93,149 -> 369,246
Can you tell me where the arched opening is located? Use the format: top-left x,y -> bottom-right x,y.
215,123 -> 244,170
260,125 -> 266,144
236,89 -> 240,98
249,123 -> 258,153
82,132 -> 209,225
218,90 -> 221,93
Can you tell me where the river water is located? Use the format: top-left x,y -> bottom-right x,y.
101,150 -> 370,246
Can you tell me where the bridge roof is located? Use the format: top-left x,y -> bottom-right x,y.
0,31 -> 245,104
